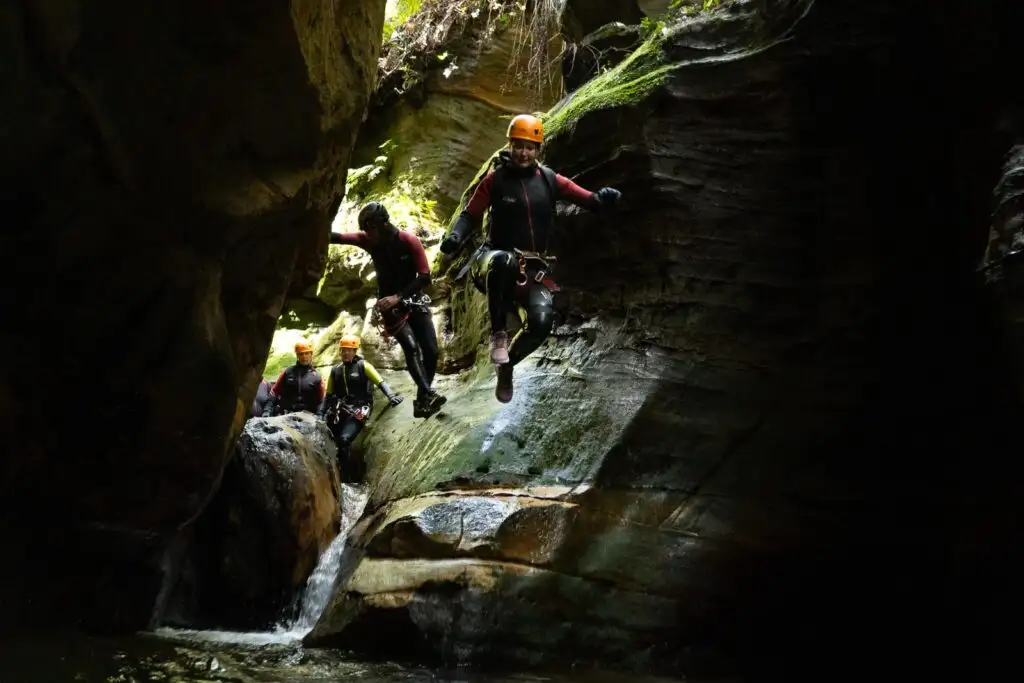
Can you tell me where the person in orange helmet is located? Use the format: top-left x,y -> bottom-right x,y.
316,334 -> 403,479
262,341 -> 325,417
439,113 -> 621,403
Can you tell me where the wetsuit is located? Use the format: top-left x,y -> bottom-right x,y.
263,363 -> 324,417
250,379 -> 273,418
453,160 -> 599,366
316,356 -> 401,480
330,228 -> 440,405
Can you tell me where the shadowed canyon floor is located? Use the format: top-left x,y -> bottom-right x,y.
0,633 -> 703,683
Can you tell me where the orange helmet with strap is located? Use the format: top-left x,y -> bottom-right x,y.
507,114 -> 544,144
294,341 -> 313,354
339,334 -> 361,350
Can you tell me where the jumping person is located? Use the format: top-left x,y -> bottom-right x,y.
331,203 -> 446,418
439,114 -> 621,402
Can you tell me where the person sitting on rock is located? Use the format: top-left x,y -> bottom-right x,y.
316,334 -> 403,479
330,202 -> 447,418
262,341 -> 325,417
438,113 -> 622,403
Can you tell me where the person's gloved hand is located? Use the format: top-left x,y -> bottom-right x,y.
439,233 -> 462,255
594,187 -> 621,209
388,394 -> 405,407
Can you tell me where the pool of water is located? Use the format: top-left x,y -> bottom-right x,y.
0,630 -> 691,683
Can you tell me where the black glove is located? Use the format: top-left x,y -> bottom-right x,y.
261,396 -> 277,418
440,212 -> 473,255
439,234 -> 462,255
593,187 -> 621,210
379,382 -> 404,407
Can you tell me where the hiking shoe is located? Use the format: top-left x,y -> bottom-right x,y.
424,391 -> 447,414
496,365 -> 513,403
490,331 -> 510,365
415,391 -> 447,418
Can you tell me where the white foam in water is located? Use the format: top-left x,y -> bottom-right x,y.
156,483 -> 369,646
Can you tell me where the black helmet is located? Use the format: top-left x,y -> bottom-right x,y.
358,202 -> 389,231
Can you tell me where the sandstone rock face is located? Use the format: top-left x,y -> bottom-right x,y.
306,0 -> 1024,677
0,0 -> 386,632
164,413 -> 342,630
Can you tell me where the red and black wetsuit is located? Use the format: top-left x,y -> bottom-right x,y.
465,159 -> 596,253
331,228 -> 431,299
453,160 -> 598,367
263,364 -> 324,416
330,227 -> 439,400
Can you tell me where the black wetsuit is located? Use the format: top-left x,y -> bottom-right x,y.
317,356 -> 393,481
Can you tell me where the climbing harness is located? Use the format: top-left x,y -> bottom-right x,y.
514,249 -> 560,295
370,293 -> 432,344
327,399 -> 371,425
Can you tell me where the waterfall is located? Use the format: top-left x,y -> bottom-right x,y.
284,482 -> 369,635
154,482 -> 369,646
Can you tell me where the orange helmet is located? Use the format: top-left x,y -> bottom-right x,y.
507,114 -> 543,144
339,334 -> 361,350
294,341 -> 313,354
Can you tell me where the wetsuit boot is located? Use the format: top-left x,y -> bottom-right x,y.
414,388 -> 447,418
496,364 -> 514,403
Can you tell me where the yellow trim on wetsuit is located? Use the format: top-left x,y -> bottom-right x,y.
363,361 -> 383,386
325,359 -> 384,399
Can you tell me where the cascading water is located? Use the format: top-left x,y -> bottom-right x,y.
286,482 -> 369,634
154,482 -> 369,645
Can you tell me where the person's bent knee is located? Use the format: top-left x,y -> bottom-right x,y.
493,250 -> 517,273
527,305 -> 555,337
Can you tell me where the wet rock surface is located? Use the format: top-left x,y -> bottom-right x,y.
0,0 -> 386,632
306,0 -> 1024,678
164,413 -> 342,630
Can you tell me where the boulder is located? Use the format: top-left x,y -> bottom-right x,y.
164,412 -> 342,630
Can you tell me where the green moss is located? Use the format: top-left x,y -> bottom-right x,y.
543,25 -> 672,139
383,0 -> 423,41
339,139 -> 445,236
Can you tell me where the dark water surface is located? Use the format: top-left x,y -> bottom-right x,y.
0,630 -> 694,683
